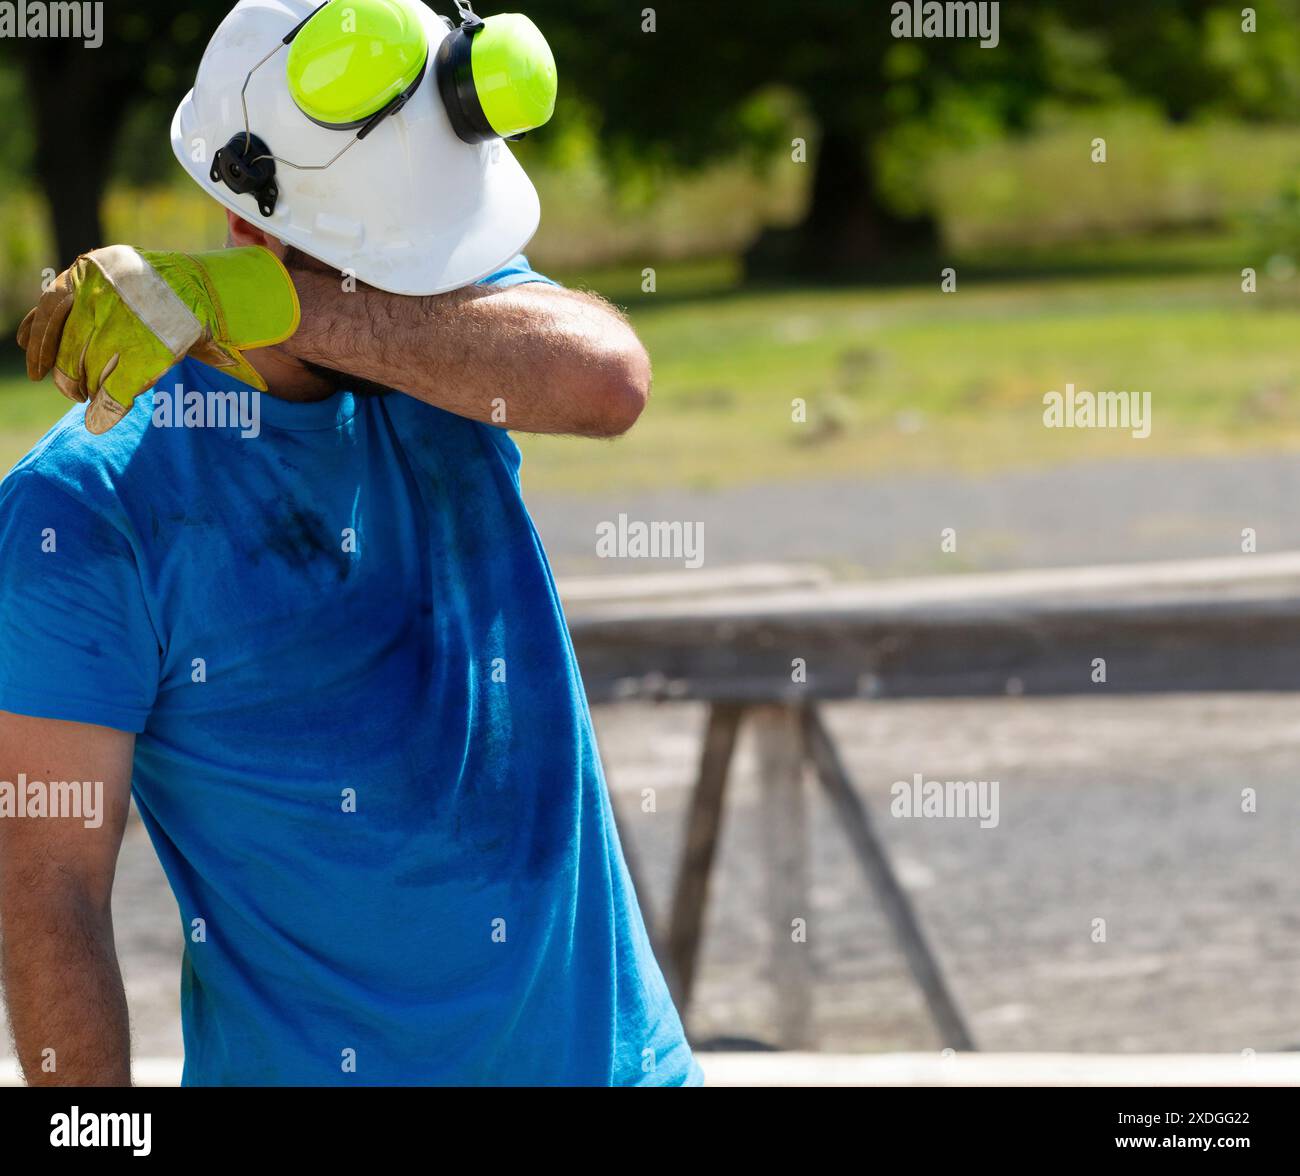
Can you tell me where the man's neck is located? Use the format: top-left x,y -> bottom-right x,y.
243,345 -> 338,403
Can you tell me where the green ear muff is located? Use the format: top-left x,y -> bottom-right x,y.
217,0 -> 555,220
286,0 -> 429,129
436,9 -> 556,144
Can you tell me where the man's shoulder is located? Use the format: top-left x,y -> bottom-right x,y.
1,363 -> 192,517
0,386 -> 171,736
3,406 -> 141,515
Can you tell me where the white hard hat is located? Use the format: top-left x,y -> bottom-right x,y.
170,0 -> 542,295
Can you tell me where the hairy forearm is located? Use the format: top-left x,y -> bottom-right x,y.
2,891 -> 131,1085
279,270 -> 650,437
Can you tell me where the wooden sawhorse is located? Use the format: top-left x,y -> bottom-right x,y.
629,699 -> 976,1052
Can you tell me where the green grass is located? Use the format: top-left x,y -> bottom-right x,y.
926,110 -> 1300,254
518,259 -> 1300,492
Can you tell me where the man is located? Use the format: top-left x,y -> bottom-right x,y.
0,0 -> 700,1086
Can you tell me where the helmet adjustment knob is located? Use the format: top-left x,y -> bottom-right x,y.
211,133 -> 279,218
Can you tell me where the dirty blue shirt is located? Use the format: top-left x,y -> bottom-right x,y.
0,257 -> 699,1086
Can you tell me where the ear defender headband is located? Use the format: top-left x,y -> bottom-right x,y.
211,0 -> 557,216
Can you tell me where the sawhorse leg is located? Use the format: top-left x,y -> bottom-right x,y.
667,701 -> 744,1008
657,698 -> 977,1052
802,704 -> 977,1051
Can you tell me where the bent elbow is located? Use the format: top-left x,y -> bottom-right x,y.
588,347 -> 650,437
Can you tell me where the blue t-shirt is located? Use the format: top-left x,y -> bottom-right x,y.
0,257 -> 700,1086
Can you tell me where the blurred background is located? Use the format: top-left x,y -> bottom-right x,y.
3,0 -> 1300,1072
6,2 -> 1300,566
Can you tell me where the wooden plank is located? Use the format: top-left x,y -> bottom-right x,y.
754,704 -> 814,1049
803,706 -> 976,1052
567,556 -> 1300,702
558,563 -> 831,604
568,552 -> 1300,621
666,702 -> 744,1010
572,607 -> 1300,701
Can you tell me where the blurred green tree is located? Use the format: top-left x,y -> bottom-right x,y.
523,0 -> 1300,276
0,2 -> 219,266
6,0 -> 1300,276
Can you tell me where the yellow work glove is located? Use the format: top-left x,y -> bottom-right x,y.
17,245 -> 300,434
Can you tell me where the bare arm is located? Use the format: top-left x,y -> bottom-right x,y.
280,271 -> 651,438
0,712 -> 134,1086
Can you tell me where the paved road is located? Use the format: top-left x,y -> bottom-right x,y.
527,453 -> 1300,577
601,694 -> 1300,1055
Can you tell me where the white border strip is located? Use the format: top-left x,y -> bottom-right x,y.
3,1053 -> 1298,1087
